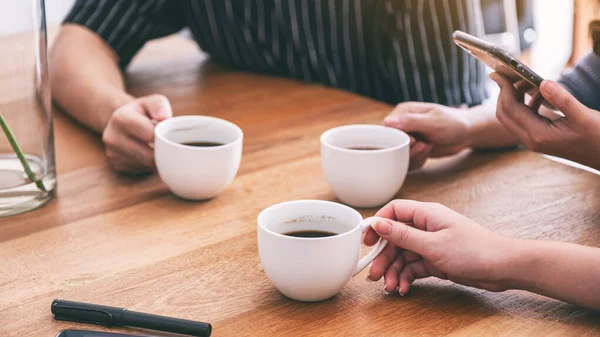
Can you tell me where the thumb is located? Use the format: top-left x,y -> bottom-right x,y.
371,218 -> 431,255
137,94 -> 173,121
384,113 -> 431,134
540,80 -> 587,120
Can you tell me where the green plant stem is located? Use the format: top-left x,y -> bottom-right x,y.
0,112 -> 46,192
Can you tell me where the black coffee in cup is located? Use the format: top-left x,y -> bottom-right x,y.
181,141 -> 224,147
347,146 -> 383,151
283,230 -> 338,238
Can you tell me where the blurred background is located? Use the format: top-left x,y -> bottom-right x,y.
0,0 -> 592,81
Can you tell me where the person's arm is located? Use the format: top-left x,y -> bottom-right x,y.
464,103 -> 521,149
50,24 -> 133,132
51,0 -> 186,173
364,200 -> 600,310
512,240 -> 600,310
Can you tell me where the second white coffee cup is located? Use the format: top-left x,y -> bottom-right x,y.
321,125 -> 410,208
154,116 -> 243,200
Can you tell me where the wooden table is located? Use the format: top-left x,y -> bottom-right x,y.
2,35 -> 600,337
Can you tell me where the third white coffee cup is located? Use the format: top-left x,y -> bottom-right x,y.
257,200 -> 388,302
321,124 -> 410,208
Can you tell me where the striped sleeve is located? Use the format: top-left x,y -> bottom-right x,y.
64,0 -> 186,68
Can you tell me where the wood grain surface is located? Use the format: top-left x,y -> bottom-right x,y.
1,35 -> 599,337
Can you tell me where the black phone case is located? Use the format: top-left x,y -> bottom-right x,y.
453,30 -> 555,110
453,30 -> 543,87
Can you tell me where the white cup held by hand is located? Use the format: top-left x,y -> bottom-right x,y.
321,125 -> 410,208
257,200 -> 388,302
154,116 -> 243,200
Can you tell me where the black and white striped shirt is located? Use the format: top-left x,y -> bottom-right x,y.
65,0 -> 486,106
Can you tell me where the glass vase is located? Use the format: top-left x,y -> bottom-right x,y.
0,0 -> 56,217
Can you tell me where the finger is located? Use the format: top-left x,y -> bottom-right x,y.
371,218 -> 433,255
384,113 -> 431,134
383,255 -> 405,293
496,88 -> 551,136
369,243 -> 400,281
410,141 -> 431,158
409,145 -> 431,171
401,249 -> 421,264
106,148 -> 152,174
137,94 -> 173,121
110,136 -> 155,169
364,227 -> 380,246
398,260 -> 433,295
495,105 -> 532,144
493,77 -> 550,140
423,260 -> 448,279
514,79 -> 533,102
113,109 -> 156,144
540,80 -> 588,121
387,102 -> 432,119
409,154 -> 429,171
491,73 -> 533,108
408,140 -> 431,170
527,91 -> 544,112
489,72 -> 514,90
429,145 -> 465,158
375,200 -> 450,231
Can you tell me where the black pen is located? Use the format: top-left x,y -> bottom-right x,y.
51,299 -> 212,337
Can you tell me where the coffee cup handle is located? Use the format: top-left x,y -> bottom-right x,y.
353,217 -> 388,276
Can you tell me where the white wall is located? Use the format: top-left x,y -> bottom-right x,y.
531,0 -> 574,80
46,0 -> 76,26
0,0 -> 75,35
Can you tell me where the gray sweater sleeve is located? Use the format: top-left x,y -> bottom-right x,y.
558,52 -> 600,111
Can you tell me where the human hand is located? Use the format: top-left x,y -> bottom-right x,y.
491,73 -> 600,170
102,94 -> 172,174
383,103 -> 471,170
364,200 -> 516,295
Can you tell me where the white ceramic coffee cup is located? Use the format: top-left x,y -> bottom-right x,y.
321,125 -> 410,208
257,200 -> 388,302
154,116 -> 243,200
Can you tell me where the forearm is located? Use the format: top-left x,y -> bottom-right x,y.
50,25 -> 134,133
510,239 -> 600,310
464,104 -> 520,149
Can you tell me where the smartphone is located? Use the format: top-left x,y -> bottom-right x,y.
452,30 -> 553,109
56,330 -> 156,337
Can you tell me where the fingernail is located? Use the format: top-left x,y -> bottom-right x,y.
383,286 -> 390,294
542,81 -> 558,96
373,219 -> 392,236
399,291 -> 405,297
409,136 -> 416,145
365,275 -> 373,282
384,116 -> 400,125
